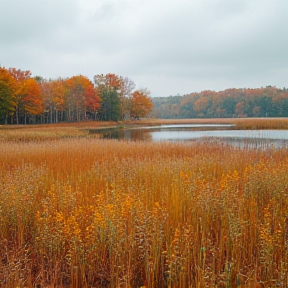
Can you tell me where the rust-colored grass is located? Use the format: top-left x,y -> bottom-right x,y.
0,121 -> 118,142
0,123 -> 288,287
135,118 -> 288,130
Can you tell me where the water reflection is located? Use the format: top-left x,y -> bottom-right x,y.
92,127 -> 152,141
89,124 -> 288,148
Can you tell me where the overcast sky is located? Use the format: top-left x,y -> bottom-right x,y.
1,0 -> 287,97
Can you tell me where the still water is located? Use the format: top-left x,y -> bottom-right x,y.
89,124 -> 288,148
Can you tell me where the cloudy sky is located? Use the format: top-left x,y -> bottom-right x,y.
1,0 -> 287,97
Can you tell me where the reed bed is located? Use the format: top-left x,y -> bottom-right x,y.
0,121 -> 118,142
136,118 -> 288,130
0,136 -> 288,287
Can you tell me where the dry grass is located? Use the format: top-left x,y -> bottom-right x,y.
135,118 -> 288,130
0,121 -> 119,142
0,121 -> 288,287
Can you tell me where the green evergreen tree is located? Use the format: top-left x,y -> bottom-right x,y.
98,88 -> 120,121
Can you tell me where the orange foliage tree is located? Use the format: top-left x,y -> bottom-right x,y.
65,75 -> 101,122
41,78 -> 68,123
9,68 -> 31,124
21,78 -> 43,116
51,79 -> 66,123
94,73 -> 122,91
193,97 -> 210,114
8,68 -> 43,124
131,89 -> 153,119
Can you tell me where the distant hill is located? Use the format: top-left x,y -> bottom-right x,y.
150,87 -> 288,119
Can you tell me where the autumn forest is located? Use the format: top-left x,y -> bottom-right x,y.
152,86 -> 288,119
0,67 -> 153,125
2,66 -> 288,126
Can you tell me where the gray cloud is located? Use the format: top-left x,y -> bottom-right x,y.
1,0 -> 287,96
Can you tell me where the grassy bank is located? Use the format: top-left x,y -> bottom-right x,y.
134,118 -> 288,130
0,130 -> 288,287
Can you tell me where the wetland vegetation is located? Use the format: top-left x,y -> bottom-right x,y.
0,118 -> 288,287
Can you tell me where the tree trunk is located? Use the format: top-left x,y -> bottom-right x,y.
16,108 -> 19,125
50,105 -> 53,123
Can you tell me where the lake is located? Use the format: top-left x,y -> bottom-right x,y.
89,124 -> 288,148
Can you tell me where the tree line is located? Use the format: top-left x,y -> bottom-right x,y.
0,67 -> 153,125
151,87 -> 288,119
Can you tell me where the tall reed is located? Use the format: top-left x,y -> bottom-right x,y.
0,136 -> 288,287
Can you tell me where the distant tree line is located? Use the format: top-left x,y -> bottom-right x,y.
151,87 -> 288,119
0,67 -> 153,125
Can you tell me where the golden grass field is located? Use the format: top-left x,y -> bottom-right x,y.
0,118 -> 288,288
